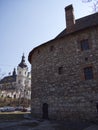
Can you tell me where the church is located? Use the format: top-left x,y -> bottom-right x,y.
28,5 -> 98,121
0,54 -> 31,100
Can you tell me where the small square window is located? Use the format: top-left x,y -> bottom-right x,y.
84,67 -> 93,80
85,57 -> 88,61
80,39 -> 89,51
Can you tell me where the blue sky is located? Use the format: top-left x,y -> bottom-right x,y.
0,0 -> 94,76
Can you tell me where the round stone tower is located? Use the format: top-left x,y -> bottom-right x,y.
28,5 -> 98,121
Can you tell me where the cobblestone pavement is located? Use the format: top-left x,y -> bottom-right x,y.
0,119 -> 98,130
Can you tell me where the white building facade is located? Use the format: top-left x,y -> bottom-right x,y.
0,54 -> 31,100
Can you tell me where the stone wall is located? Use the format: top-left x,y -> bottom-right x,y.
30,26 -> 98,121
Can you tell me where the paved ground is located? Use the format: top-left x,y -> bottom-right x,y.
0,118 -> 98,130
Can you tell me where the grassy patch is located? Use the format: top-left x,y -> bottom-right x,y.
0,111 -> 30,114
0,113 -> 30,121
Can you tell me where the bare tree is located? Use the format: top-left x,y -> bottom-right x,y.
82,0 -> 98,12
93,1 -> 98,12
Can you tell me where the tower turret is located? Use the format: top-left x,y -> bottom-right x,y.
18,54 -> 27,68
13,68 -> 16,76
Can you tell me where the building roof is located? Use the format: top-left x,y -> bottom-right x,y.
18,54 -> 27,68
28,10 -> 98,64
56,12 -> 98,38
0,75 -> 16,84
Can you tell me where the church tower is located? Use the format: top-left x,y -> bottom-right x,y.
16,54 -> 28,91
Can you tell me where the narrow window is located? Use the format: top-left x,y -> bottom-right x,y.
50,45 -> 54,51
37,49 -> 40,54
84,67 -> 93,80
14,94 -> 16,99
24,80 -> 26,84
80,39 -> 89,51
18,80 -> 21,84
96,102 -> 98,113
58,67 -> 63,75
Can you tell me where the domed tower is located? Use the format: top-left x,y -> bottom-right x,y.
16,54 -> 28,91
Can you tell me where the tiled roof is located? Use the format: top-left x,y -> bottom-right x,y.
0,75 -> 16,84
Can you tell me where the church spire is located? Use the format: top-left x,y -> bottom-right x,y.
22,53 -> 25,63
13,68 -> 16,76
18,54 -> 27,68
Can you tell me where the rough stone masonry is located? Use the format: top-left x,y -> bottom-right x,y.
28,4 -> 98,121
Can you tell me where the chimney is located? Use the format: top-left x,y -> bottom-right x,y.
65,5 -> 75,33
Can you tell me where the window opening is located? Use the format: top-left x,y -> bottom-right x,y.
84,66 -> 93,80
80,39 -> 89,51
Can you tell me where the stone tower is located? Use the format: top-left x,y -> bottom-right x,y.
28,5 -> 98,121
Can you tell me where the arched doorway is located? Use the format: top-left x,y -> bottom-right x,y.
42,103 -> 48,119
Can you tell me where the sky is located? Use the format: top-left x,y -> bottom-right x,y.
0,0 -> 94,77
